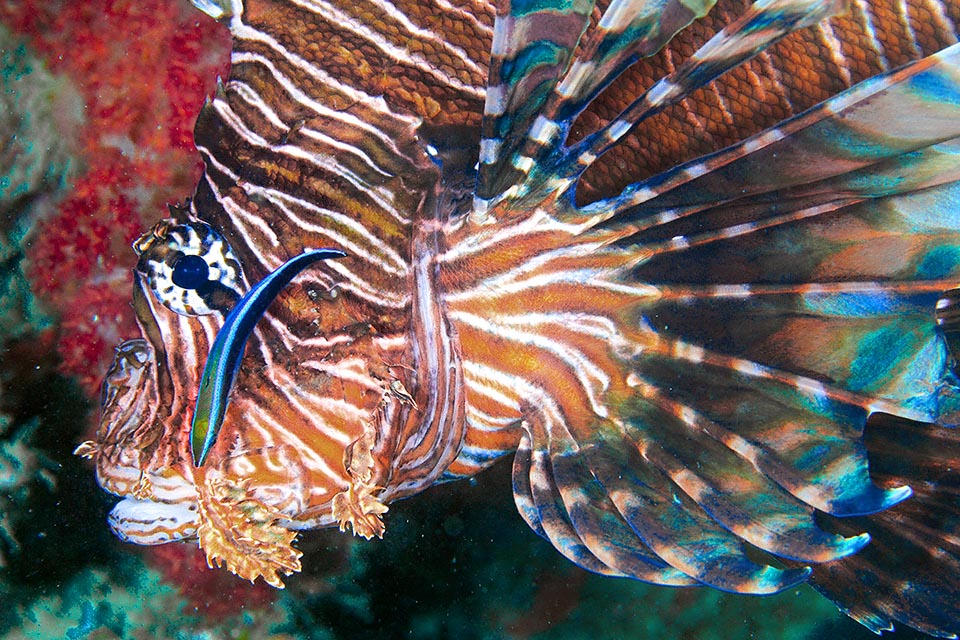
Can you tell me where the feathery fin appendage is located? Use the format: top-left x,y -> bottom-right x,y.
620,376 -> 875,562
632,345 -> 915,516
565,0 -> 849,173
478,0 -> 723,207
512,432 -> 549,539
526,438 -> 628,577
478,0 -> 855,211
545,422 -> 702,584
582,433 -> 813,594
515,415 -> 814,592
477,0 -> 596,203
509,358 -> 933,596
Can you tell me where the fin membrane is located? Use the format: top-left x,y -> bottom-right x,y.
485,0 -> 960,633
809,414 -> 960,638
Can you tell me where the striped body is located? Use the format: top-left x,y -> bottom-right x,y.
75,0 -> 960,634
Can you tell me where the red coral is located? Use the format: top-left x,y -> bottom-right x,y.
55,281 -> 139,394
28,158 -> 138,296
1,0 -> 231,396
0,1 -> 280,618
145,543 -> 278,618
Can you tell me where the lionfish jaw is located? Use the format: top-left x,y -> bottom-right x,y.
190,248 -> 347,467
107,495 -> 199,545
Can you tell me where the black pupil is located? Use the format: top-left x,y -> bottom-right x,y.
172,254 -> 211,290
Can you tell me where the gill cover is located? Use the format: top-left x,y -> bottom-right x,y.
191,248 -> 347,466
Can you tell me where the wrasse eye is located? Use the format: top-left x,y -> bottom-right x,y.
134,217 -> 242,315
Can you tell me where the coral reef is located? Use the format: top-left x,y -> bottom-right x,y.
2,560 -> 292,640
145,541 -> 279,618
0,411 -> 56,569
0,25 -> 80,224
0,25 -> 75,346
0,23 -> 73,573
0,0 -> 230,395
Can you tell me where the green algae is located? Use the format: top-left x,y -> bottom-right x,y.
0,25 -> 82,220
0,25 -> 83,345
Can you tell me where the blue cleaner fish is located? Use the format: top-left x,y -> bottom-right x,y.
73,0 -> 960,635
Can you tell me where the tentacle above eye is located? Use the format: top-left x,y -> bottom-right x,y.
191,248 -> 348,467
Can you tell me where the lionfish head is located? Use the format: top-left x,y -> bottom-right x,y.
75,0 -> 474,583
77,198 -> 409,586
75,216 -> 227,548
75,333 -> 199,547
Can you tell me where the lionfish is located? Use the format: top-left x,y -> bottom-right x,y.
75,0 -> 960,634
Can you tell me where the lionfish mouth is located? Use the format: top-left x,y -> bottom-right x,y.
73,334 -> 204,545
107,495 -> 199,546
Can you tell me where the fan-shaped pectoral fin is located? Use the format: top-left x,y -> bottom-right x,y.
511,404 -> 816,591
509,369 -> 906,594
194,466 -> 302,588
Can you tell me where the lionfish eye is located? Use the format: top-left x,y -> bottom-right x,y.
134,218 -> 242,316
171,254 -> 211,290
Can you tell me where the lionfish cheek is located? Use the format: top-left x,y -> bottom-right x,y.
107,496 -> 199,545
